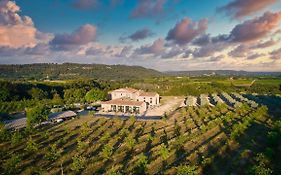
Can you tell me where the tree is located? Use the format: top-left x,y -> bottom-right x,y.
175,135 -> 186,151
26,105 -> 49,128
101,144 -> 113,160
28,87 -> 48,100
157,144 -> 169,161
85,89 -> 107,102
70,154 -> 86,172
11,130 -> 22,146
125,135 -> 136,150
0,81 -> 10,101
80,122 -> 91,139
0,122 -> 10,142
135,153 -> 148,174
64,88 -> 87,103
107,166 -> 122,175
25,136 -> 39,153
2,154 -> 21,175
76,138 -> 88,152
176,165 -> 198,175
52,93 -> 63,105
45,143 -> 63,161
249,153 -> 273,175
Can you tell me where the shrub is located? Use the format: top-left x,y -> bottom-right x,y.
176,165 -> 198,175
24,137 -> 39,153
2,154 -> 21,175
11,130 -> 22,145
134,153 -> 148,174
101,144 -> 113,160
71,154 -> 86,172
125,135 -> 136,150
45,143 -> 63,161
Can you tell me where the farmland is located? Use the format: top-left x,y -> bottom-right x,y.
1,92 -> 281,174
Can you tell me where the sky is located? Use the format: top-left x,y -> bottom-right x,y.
0,0 -> 281,71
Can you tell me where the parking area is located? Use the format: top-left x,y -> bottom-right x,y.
143,96 -> 185,117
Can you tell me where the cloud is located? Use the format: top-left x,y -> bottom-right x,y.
71,0 -> 122,10
193,43 -> 227,58
251,39 -> 277,49
192,34 -> 212,46
0,44 -> 50,57
50,24 -> 97,51
0,0 -> 47,48
136,38 -> 165,55
71,0 -> 100,10
229,11 -> 281,42
208,55 -> 225,62
116,46 -> 133,57
228,44 -> 249,58
218,0 -> 278,19
247,53 -> 265,60
270,47 -> 281,60
120,28 -> 153,42
130,0 -> 166,18
161,46 -> 184,58
166,18 -> 208,45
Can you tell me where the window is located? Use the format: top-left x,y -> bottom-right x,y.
125,106 -> 130,113
111,105 -> 116,112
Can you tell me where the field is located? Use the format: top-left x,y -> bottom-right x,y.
1,93 -> 281,175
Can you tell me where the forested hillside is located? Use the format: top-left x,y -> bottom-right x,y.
0,63 -> 163,80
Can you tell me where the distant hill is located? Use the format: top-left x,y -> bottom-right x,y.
0,63 -> 163,80
166,70 -> 281,77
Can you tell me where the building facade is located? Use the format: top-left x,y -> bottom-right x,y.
101,88 -> 160,114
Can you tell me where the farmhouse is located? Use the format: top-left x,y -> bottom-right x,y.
101,88 -> 160,114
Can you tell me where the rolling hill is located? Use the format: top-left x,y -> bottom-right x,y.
0,63 -> 163,80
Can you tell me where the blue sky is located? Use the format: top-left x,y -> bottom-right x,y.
17,0 -> 233,43
0,0 -> 281,71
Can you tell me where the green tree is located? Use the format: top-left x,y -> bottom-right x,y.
125,135 -> 136,150
2,154 -> 21,175
11,130 -> 22,146
80,122 -> 91,139
26,105 -> 49,128
76,138 -> 88,152
249,153 -> 273,175
135,153 -> 148,174
45,143 -> 63,161
64,88 -> 87,103
0,122 -> 10,142
100,132 -> 111,143
52,93 -> 63,105
176,165 -> 198,175
0,81 -> 10,101
85,89 -> 107,102
28,87 -> 48,100
70,154 -> 86,172
107,166 -> 122,175
25,136 -> 39,153
101,144 -> 113,160
157,144 -> 169,161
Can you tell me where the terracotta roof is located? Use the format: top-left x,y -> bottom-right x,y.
101,98 -> 144,106
111,88 -> 139,93
139,91 -> 158,97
